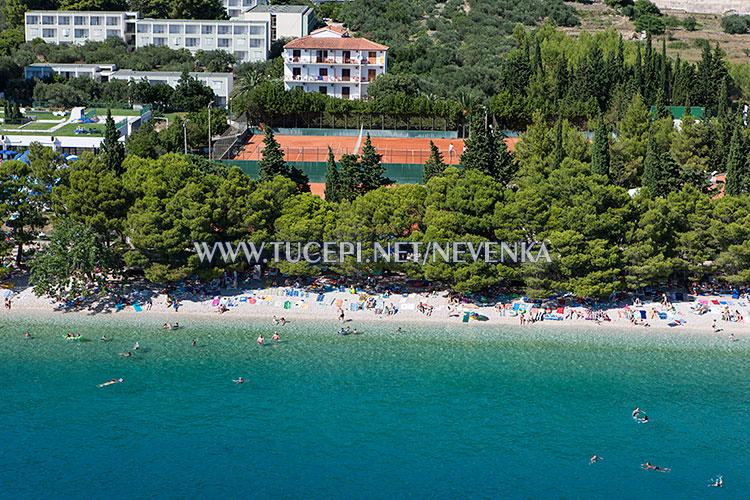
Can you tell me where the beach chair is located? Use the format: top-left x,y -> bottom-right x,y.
284,301 -> 291,309
336,299 -> 343,307
239,296 -> 248,303
556,306 -> 564,314
719,301 -> 728,305
639,310 -> 647,319
212,297 -> 220,306
462,312 -> 470,323
711,300 -> 720,305
316,294 -> 325,302
133,302 -> 142,312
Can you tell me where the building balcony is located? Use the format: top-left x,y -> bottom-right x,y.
284,55 -> 382,66
285,75 -> 367,83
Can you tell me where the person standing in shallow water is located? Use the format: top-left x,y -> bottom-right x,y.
257,334 -> 264,346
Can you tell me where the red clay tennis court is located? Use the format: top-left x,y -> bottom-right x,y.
233,135 -> 474,164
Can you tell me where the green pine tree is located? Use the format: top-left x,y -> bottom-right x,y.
724,120 -> 746,196
552,119 -> 564,170
359,134 -> 392,193
258,128 -> 288,182
461,112 -> 517,184
642,124 -> 680,197
423,140 -> 447,184
591,114 -> 611,178
653,88 -> 667,120
324,146 -> 341,203
101,109 -> 125,174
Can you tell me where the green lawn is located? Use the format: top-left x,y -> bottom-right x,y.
20,122 -> 58,130
93,108 -> 140,116
24,111 -> 67,121
55,123 -> 106,136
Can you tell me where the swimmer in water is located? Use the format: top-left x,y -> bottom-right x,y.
192,338 -> 197,346
637,414 -> 649,423
257,334 -> 264,346
119,352 -> 131,357
353,328 -> 358,334
396,327 -> 402,333
25,331 -> 31,338
233,377 -> 245,383
590,455 -> 602,464
729,333 -> 735,342
98,378 -> 123,387
632,407 -> 641,419
132,341 -> 140,350
338,328 -> 345,335
709,476 -> 723,488
272,331 -> 280,342
641,462 -> 669,472
101,334 -> 106,341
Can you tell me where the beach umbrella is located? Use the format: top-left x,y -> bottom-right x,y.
0,149 -> 15,155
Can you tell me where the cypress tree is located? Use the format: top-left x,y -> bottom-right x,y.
552,119 -> 564,170
653,88 -> 667,120
724,120 -> 746,196
591,114 -> 611,178
422,140 -> 447,184
554,54 -> 568,101
533,37 -> 542,73
633,44 -> 643,95
643,124 -> 680,197
461,112 -> 517,184
324,146 -> 341,203
717,76 -> 729,120
101,109 -> 125,174
359,134 -> 392,193
258,128 -> 288,182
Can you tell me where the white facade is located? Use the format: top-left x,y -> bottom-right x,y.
239,5 -> 313,40
223,0 -> 262,18
283,27 -> 387,100
134,18 -> 268,64
25,11 -> 271,64
651,0 -> 750,14
25,11 -> 137,45
109,70 -> 233,107
25,63 -> 117,81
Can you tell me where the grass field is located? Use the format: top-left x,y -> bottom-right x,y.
20,122 -> 58,130
54,123 -> 105,136
24,111 -> 67,121
93,108 -> 140,116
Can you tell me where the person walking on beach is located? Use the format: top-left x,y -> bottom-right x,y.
712,319 -> 717,332
338,308 -> 345,323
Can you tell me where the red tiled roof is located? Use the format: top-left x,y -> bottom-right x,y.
312,26 -> 348,35
285,36 -> 388,51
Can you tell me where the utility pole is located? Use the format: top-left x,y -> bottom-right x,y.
183,118 -> 190,155
208,100 -> 214,161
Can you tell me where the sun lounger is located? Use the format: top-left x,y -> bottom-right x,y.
239,296 -> 248,303
462,312 -> 470,322
336,299 -> 343,307
556,306 -> 564,314
711,300 -> 720,305
317,294 -> 325,302
284,301 -> 291,309
212,297 -> 220,306
639,310 -> 647,319
133,302 -> 142,312
719,301 -> 728,305
543,313 -> 563,321
658,312 -> 667,320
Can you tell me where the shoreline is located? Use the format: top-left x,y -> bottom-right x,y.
2,282 -> 749,337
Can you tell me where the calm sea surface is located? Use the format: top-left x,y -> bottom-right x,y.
1,316 -> 748,499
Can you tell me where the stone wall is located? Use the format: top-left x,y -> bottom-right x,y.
651,0 -> 750,15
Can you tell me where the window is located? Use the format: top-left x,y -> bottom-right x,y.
368,51 -> 376,59
218,25 -> 231,34
237,38 -> 246,46
106,17 -> 119,26
212,80 -> 223,89
61,28 -> 70,37
140,36 -> 149,44
249,38 -> 262,47
204,37 -> 214,46
218,38 -> 230,47
186,38 -> 199,47
43,28 -> 56,37
42,16 -> 55,25
90,16 -> 101,25
185,25 -> 198,34
242,0 -> 253,5
249,26 -> 263,35
93,29 -> 102,37
74,17 -> 86,25
153,37 -> 166,46
342,87 -> 350,99
153,24 -> 165,34
233,25 -> 247,35
28,28 -> 39,37
27,16 -> 39,24
201,25 -> 214,34
172,37 -> 181,45
319,86 -> 327,95
229,0 -> 238,5
74,29 -> 88,38
234,51 -> 247,61
169,25 -> 182,34
106,30 -> 119,38
293,49 -> 300,58
137,24 -> 150,33
58,17 -> 70,25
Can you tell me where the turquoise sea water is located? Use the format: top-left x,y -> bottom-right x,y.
1,317 -> 748,499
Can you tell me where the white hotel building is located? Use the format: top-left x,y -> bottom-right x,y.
283,27 -> 387,100
134,18 -> 268,64
25,11 -> 272,64
24,11 -> 138,45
